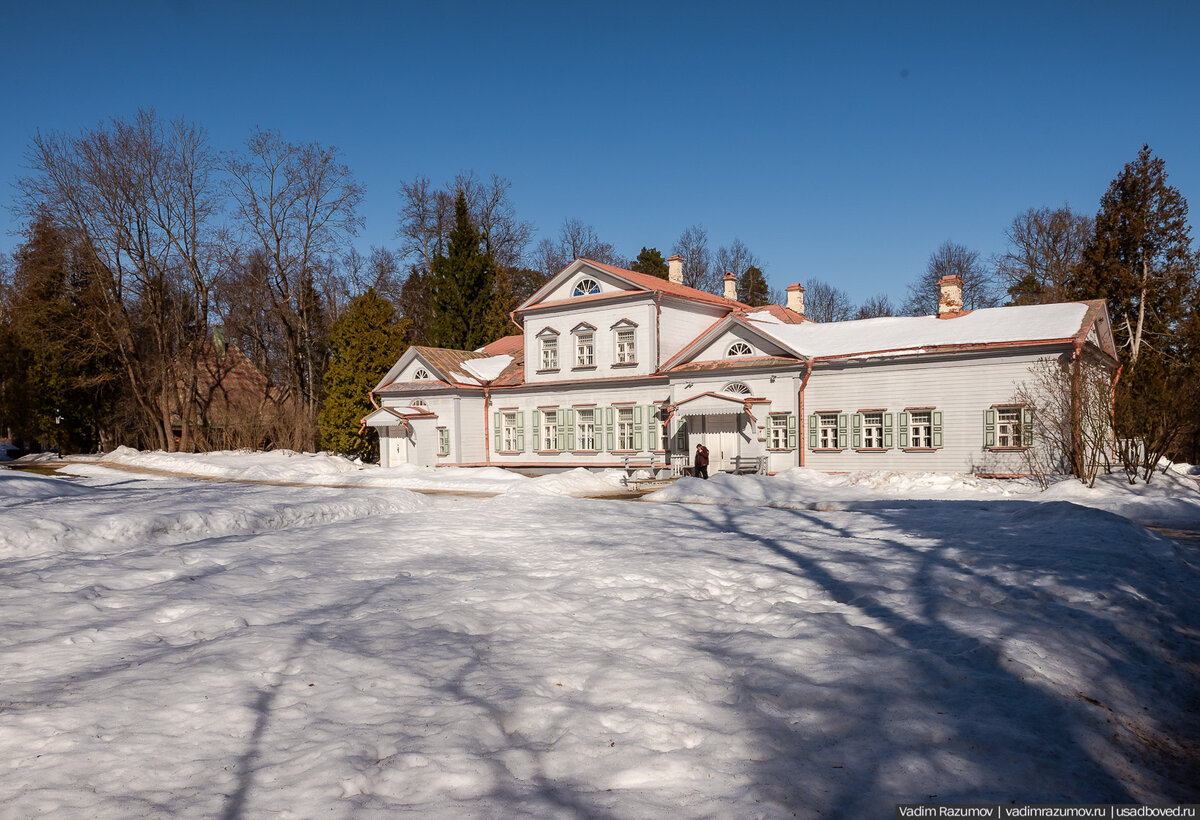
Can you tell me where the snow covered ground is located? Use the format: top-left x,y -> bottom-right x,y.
1,454 -> 1198,817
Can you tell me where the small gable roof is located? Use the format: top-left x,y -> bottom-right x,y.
518,258 -> 749,314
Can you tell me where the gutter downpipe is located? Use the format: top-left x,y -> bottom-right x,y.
798,360 -> 813,468
483,385 -> 492,466
655,292 -> 663,371
1109,363 -> 1123,466
1071,340 -> 1084,478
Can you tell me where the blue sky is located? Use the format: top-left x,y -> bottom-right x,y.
2,0 -> 1197,303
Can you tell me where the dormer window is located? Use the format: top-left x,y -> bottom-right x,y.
412,368 -> 431,380
572,278 -> 601,297
727,342 -> 753,357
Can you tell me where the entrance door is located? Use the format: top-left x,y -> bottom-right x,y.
387,426 -> 409,467
706,415 -> 739,472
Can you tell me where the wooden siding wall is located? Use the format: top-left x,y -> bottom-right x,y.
802,348 -> 1068,474
656,301 -> 731,364
523,300 -> 658,384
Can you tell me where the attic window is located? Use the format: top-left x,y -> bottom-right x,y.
572,278 -> 601,297
727,342 -> 753,357
722,382 -> 751,395
410,400 -> 427,407
412,369 -> 431,380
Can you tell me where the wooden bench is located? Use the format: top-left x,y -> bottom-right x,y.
730,455 -> 766,475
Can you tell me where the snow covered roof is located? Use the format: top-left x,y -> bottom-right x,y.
748,301 -> 1101,360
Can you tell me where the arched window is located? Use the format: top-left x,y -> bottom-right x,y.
412,368 -> 431,380
722,382 -> 751,395
410,399 -> 427,407
572,278 -> 601,297
727,341 -> 753,357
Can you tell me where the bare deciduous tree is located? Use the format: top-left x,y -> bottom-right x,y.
672,225 -> 716,293
18,109 -> 222,451
902,240 -> 999,316
995,206 -> 1093,305
534,218 -> 619,277
854,293 -> 896,319
225,129 -> 365,449
804,279 -> 855,323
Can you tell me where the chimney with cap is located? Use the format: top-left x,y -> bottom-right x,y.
723,271 -> 737,301
785,283 -> 805,316
667,254 -> 683,285
937,275 -> 964,317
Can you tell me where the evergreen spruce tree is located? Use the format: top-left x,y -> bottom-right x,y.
1070,145 -> 1196,368
1069,145 -> 1200,478
738,265 -> 771,306
319,288 -> 408,460
427,192 -> 496,350
629,247 -> 669,279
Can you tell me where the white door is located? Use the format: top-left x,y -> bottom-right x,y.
706,415 -> 739,472
388,426 -> 409,467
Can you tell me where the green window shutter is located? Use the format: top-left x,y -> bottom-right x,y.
675,420 -> 687,451
556,409 -> 567,451
787,414 -> 797,449
932,411 -> 943,448
647,406 -> 659,451
883,412 -> 894,449
493,412 -> 501,452
566,409 -> 576,451
898,412 -> 909,448
516,411 -> 526,452
605,406 -> 615,451
851,413 -> 863,449
837,413 -> 848,450
633,406 -> 643,450
807,414 -> 818,449
984,409 -> 996,448
439,428 -> 450,455
1022,407 -> 1034,447
532,410 -> 541,450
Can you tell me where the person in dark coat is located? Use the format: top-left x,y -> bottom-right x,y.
694,443 -> 710,479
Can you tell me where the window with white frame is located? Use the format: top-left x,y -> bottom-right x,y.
575,331 -> 594,367
541,411 -> 558,451
615,328 -> 636,363
412,368 -> 431,380
727,341 -> 753,357
769,415 -> 789,449
997,407 -> 1023,447
577,408 -> 596,450
722,382 -> 751,395
502,412 -> 519,451
617,407 -> 635,450
863,412 -> 884,448
410,399 -> 427,408
437,427 -> 450,456
910,411 -> 932,448
540,336 -> 559,370
818,413 -> 839,449
572,278 -> 601,297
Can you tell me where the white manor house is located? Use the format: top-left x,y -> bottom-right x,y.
363,256 -> 1117,476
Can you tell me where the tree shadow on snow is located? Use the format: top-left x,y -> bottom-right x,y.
666,499 -> 1199,814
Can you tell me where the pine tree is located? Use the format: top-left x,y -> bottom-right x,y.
738,265 -> 771,306
427,192 -> 496,351
319,288 -> 409,460
630,247 -> 669,279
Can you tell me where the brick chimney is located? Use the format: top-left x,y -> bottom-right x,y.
667,254 -> 683,284
937,275 -> 964,317
723,271 -> 737,301
785,283 -> 805,316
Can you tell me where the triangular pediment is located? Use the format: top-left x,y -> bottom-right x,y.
517,259 -> 653,312
662,315 -> 805,372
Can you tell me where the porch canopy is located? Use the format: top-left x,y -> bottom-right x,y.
671,391 -> 754,418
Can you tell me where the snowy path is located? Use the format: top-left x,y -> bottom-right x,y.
1,470 -> 1198,818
